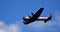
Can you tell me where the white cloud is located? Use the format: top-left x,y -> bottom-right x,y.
55,11 -> 60,25
27,21 -> 55,29
0,30 -> 6,32
0,21 -> 22,32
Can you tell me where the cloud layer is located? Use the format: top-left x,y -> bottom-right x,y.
0,21 -> 21,32
0,11 -> 60,32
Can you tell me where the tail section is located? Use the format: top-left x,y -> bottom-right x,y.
44,13 -> 52,23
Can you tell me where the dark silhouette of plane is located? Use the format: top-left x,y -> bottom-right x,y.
23,8 -> 52,25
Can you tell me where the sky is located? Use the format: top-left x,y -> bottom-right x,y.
0,0 -> 60,32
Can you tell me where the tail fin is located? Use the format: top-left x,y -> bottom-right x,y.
49,13 -> 52,20
44,13 -> 52,23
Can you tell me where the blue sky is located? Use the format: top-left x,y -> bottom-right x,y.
0,0 -> 60,32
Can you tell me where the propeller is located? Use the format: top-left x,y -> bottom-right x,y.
31,12 -> 34,15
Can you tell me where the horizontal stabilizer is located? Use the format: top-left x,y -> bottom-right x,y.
44,13 -> 52,23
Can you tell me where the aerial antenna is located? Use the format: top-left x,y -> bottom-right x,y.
31,8 -> 35,15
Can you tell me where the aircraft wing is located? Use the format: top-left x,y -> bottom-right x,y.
34,8 -> 44,17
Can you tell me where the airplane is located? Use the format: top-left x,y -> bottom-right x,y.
23,8 -> 52,25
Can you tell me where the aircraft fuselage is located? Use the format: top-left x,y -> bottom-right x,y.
23,8 -> 44,24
